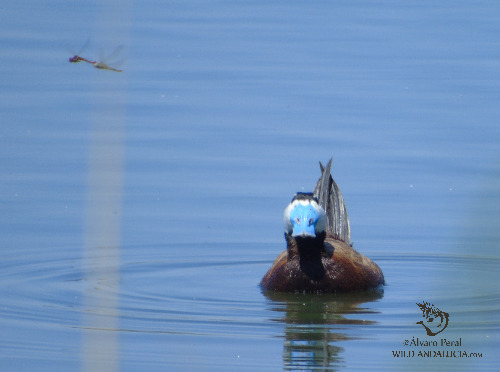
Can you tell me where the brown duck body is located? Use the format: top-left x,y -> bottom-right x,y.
260,232 -> 384,293
260,158 -> 385,293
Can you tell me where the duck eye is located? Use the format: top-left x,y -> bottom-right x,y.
309,218 -> 314,225
295,217 -> 301,224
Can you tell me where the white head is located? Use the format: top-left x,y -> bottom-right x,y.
284,193 -> 326,238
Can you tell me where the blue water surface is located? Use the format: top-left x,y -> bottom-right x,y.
1,0 -> 499,371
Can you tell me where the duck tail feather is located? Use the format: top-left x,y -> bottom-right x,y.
313,158 -> 351,244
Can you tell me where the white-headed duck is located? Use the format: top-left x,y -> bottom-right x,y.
260,159 -> 384,293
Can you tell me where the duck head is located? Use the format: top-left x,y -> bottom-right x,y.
284,193 -> 326,238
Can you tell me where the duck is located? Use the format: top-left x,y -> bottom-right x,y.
260,159 -> 384,293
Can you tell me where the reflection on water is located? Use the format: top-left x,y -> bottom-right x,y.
0,246 -> 497,370
263,290 -> 384,370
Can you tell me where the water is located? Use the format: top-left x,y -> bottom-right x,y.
1,0 -> 499,370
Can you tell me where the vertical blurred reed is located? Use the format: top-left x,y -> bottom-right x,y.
81,0 -> 131,371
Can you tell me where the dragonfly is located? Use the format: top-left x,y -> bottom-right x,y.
69,43 -> 124,72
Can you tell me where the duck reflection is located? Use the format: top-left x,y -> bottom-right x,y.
263,290 -> 383,370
